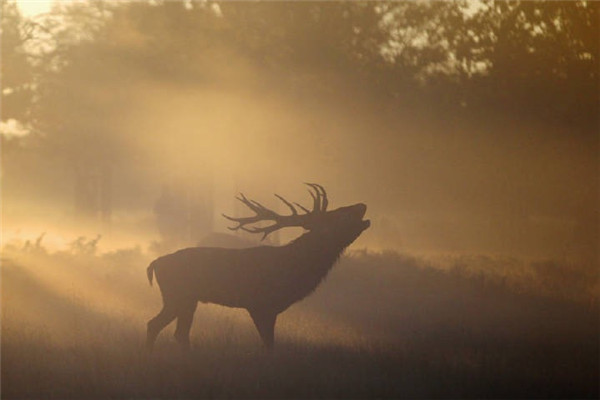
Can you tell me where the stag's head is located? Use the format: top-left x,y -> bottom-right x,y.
223,183 -> 370,245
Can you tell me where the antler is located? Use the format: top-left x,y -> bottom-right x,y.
305,182 -> 328,212
222,183 -> 328,240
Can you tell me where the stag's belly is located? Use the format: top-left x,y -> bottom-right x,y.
192,262 -> 296,310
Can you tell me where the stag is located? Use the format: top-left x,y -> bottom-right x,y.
146,183 -> 370,350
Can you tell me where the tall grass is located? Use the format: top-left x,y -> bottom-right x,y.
2,240 -> 598,398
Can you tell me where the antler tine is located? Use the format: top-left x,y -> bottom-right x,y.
223,191 -> 306,239
222,213 -> 256,231
241,194 -> 281,219
294,202 -> 310,214
222,212 -> 263,231
274,194 -> 298,216
308,183 -> 328,211
304,183 -> 322,212
222,192 -> 282,233
240,223 -> 282,241
236,193 -> 262,214
250,199 -> 275,215
305,183 -> 327,212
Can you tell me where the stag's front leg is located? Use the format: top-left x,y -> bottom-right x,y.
174,301 -> 198,350
248,309 -> 278,349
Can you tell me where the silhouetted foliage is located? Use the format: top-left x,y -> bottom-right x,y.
0,2 -> 34,122
14,0 -> 597,150
378,1 -> 598,130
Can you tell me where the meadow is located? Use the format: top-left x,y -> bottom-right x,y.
2,238 -> 598,399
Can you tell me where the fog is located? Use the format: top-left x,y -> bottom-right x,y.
2,1 -> 598,398
3,53 -> 597,259
3,1 -> 598,262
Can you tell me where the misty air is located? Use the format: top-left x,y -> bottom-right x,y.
1,1 -> 598,399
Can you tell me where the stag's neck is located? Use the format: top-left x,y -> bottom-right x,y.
268,231 -> 347,309
285,231 -> 347,275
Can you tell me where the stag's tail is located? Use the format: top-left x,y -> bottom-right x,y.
147,261 -> 156,286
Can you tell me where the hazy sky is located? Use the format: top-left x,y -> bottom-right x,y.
16,0 -> 54,17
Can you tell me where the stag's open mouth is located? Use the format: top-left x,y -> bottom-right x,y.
356,204 -> 370,229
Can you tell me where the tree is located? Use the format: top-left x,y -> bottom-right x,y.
379,0 -> 598,130
1,2 -> 34,133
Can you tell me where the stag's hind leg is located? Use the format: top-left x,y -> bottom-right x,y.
174,301 -> 198,350
248,309 -> 278,349
146,304 -> 177,351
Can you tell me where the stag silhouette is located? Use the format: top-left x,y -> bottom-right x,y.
146,183 -> 370,350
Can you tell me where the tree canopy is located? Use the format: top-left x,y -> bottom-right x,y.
2,0 -> 596,150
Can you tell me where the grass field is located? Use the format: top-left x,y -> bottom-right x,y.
2,242 -> 598,398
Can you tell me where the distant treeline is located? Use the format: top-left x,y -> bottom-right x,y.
3,1 -> 597,144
